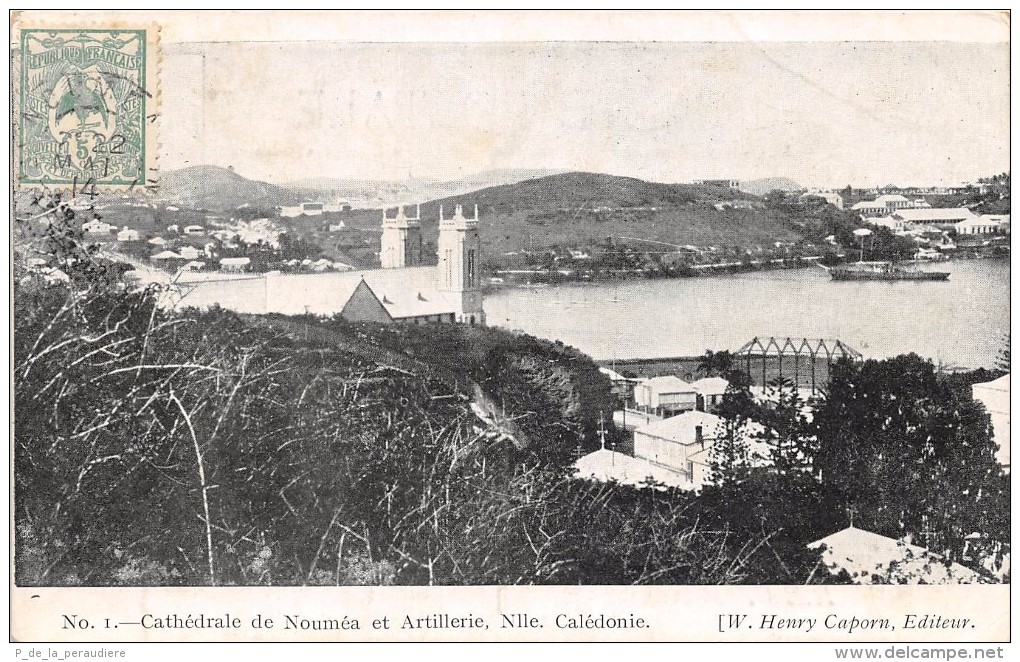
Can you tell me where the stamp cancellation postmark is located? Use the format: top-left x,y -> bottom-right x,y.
17,26 -> 159,191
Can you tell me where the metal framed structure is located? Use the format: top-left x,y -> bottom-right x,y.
734,336 -> 863,394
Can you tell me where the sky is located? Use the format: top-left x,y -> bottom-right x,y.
160,40 -> 1009,188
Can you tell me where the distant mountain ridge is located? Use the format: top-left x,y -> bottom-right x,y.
156,165 -> 797,217
416,171 -> 747,215
738,177 -> 803,196
281,168 -> 569,207
158,166 -> 302,209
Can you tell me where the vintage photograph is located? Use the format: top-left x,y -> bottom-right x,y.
10,9 -> 1011,641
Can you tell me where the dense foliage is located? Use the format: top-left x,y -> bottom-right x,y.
14,201 -> 1008,587
15,262 -> 805,586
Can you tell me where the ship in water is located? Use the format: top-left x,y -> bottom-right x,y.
824,261 -> 950,281
824,227 -> 951,281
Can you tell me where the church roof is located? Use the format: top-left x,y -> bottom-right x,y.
357,267 -> 461,319
168,265 -> 464,320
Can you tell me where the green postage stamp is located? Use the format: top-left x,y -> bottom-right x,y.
16,24 -> 160,190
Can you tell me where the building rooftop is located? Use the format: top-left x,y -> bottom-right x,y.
808,526 -> 984,584
639,375 -> 696,393
892,207 -> 978,222
691,376 -> 729,396
636,410 -> 725,443
572,448 -> 690,490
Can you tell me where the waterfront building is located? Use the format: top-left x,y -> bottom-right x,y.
599,366 -> 638,404
979,214 -> 1010,234
972,374 -> 1010,470
890,207 -> 978,227
955,216 -> 1002,235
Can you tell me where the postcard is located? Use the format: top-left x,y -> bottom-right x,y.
10,9 -> 1011,647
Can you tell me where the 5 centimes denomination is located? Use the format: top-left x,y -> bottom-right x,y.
16,24 -> 160,190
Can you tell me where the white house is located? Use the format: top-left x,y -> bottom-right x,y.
633,376 -> 698,415
82,219 -> 116,234
147,236 -> 168,246
281,202 -> 325,218
220,257 -> 251,271
972,374 -> 1010,470
183,225 -> 206,235
117,226 -> 141,242
632,411 -> 726,490
178,246 -> 202,260
151,250 -> 183,261
691,377 -> 729,413
865,215 -> 907,231
571,448 -> 690,490
851,194 -> 912,216
799,191 -> 844,210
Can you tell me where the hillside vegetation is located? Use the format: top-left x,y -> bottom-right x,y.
13,206 -> 1008,586
15,217 -> 811,585
327,172 -> 809,266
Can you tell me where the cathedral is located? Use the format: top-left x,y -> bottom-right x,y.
171,202 -> 486,326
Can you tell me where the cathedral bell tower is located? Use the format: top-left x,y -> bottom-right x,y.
380,204 -> 422,269
437,204 -> 485,325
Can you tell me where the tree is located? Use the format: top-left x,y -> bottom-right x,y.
708,369 -> 756,488
757,378 -> 814,476
812,355 -> 1002,561
698,350 -> 735,377
995,332 -> 1009,372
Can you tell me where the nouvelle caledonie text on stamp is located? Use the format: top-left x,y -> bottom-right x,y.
17,27 -> 158,190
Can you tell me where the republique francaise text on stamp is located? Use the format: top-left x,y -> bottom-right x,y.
16,25 -> 159,191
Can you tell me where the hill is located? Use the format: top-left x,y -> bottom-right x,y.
421,171 -> 745,213
158,165 -> 302,209
402,171 -> 804,260
322,171 -> 827,269
280,168 -> 568,208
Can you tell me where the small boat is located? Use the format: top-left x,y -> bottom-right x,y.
825,261 -> 950,281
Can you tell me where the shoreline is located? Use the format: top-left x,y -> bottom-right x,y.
485,251 -> 1009,292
